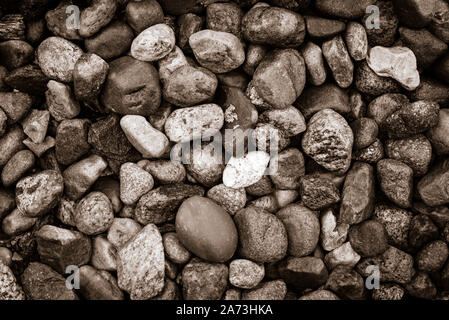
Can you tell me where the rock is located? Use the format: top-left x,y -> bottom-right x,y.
125,0 -> 164,33
181,258 -> 228,300
45,80 -> 80,121
183,143 -> 225,187
0,108 -> 6,137
409,215 -> 440,250
23,137 -> 55,158
119,163 -> 154,206
162,232 -> 191,265
45,0 -> 82,40
206,2 -> 243,38
427,108 -> 449,155
92,177 -> 122,214
0,125 -> 25,166
0,248 -> 12,267
242,5 -> 305,48
299,289 -> 340,300
302,109 -> 354,174
305,16 -> 345,39
37,37 -> 83,83
373,204 -> 412,251
73,53 -> 109,101
163,65 -> 218,107
351,118 -> 378,150
35,225 -> 91,274
393,0 -> 436,28
141,160 -> 186,185
0,188 -> 15,219
355,61 -> 402,96
241,280 -> 287,300
207,184 -> 246,215
245,176 -> 274,197
386,135 -> 433,176
268,148 -> 304,190
251,122 -> 290,153
344,22 -> 368,61
322,35 -> 353,88
223,151 -> 270,189
372,284 -> 405,300
131,24 -> 175,62
367,46 -> 420,91
300,42 -> 326,86
176,13 -> 203,51
235,207 -> 287,263
164,104 -> 223,143
0,40 -> 34,71
417,158 -> 449,206
340,162 -> 375,225
223,288 -> 241,300
377,159 -> 414,208
189,30 -> 245,73
63,155 -> 108,200
107,218 -> 142,249
55,119 -> 91,166
91,236 -> 117,271
79,266 -> 124,300
276,204 -> 319,257
176,196 -> 238,262
243,44 -> 268,75
416,240 -> 448,272
248,49 -> 306,109
157,46 -> 189,85
363,1 -> 399,47
135,183 -> 204,225
315,0 -> 375,19
56,197 -> 76,227
0,92 -> 31,124
278,256 -> 328,293
324,242 -> 361,270
4,64 -> 48,95
117,224 -> 164,300
320,209 -> 349,252
79,0 -> 117,38
16,170 -> 64,217
349,221 -> 389,257
299,175 -> 339,211
21,262 -> 78,300
229,259 -> 264,289
1,208 -> 37,236
0,261 -> 24,300
85,21 -> 134,61
259,106 -> 306,138
75,192 -> 114,236
406,272 -> 437,300
21,109 -> 49,144
101,56 -> 161,116
325,265 -> 366,300
1,150 -> 34,187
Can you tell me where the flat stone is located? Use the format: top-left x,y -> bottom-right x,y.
305,16 -> 345,39
223,151 -> 270,189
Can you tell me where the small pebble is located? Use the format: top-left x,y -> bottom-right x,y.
229,259 -> 264,289
107,218 -> 142,249
131,24 -> 176,62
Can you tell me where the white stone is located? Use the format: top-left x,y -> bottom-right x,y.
223,151 -> 271,188
324,241 -> 361,270
131,24 -> 175,62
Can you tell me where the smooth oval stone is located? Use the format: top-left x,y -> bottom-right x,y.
0,40 -> 34,71
101,56 -> 161,116
300,41 -> 327,86
242,5 -> 306,48
189,30 -> 245,73
427,108 -> 449,155
125,0 -> 164,33
79,0 -> 117,38
316,0 -> 375,19
223,151 -> 271,189
345,22 -> 368,61
75,192 -> 114,235
176,196 -> 238,263
0,125 -> 25,166
322,35 -> 354,89
131,24 -> 176,62
37,37 -> 83,83
304,16 -> 346,40
164,104 -> 224,143
16,170 -> 64,217
1,150 -> 35,187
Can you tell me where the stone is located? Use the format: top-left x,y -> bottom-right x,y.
4,64 -> 48,95
164,104 -> 224,143
345,22 -> 368,61
207,184 -> 246,215
235,206 -> 288,263
56,197 -> 76,227
79,266 -> 124,300
315,0 -> 375,19
393,0 -> 436,28
409,215 -> 440,250
181,258 -> 228,300
223,289 -> 241,300
141,160 -> 186,185
0,248 -> 12,267
125,0 -> 164,33
363,1 -> 399,47
16,170 -> 64,217
320,209 -> 349,252
324,242 -> 361,270
276,204 -> 319,257
55,119 -> 91,166
75,192 -> 114,236
73,53 -> 109,101
135,183 -> 204,225
119,163 -> 154,206
268,148 -> 304,190
79,0 -> 117,38
243,44 -> 267,75
107,218 -> 142,249
157,46 -> 189,85
162,232 -> 191,265
242,5 -> 305,48
45,0 -> 82,40
372,284 -> 405,301
229,259 -> 264,289
35,225 -> 91,274
416,240 -> 449,272
0,108 -> 6,137
0,125 -> 25,166
349,221 -> 389,257
302,109 -> 353,174
377,159 -> 414,208
45,80 -> 80,121
259,106 -> 306,138
351,118 -> 378,150
355,61 -> 402,96
300,41 -> 326,86
184,143 -> 225,187
427,108 -> 449,155
189,30 -> 245,73
1,208 -> 37,236
0,40 -> 34,70
322,35 -> 354,88
340,162 -> 375,225
299,290 -> 340,300
91,236 -> 117,271
245,176 -> 274,197
1,150 -> 34,187
278,257 -> 328,293
325,265 -> 366,300
63,155 -> 108,200
176,196 -> 238,263
163,65 -> 218,107
241,280 -> 287,300
305,16 -> 345,39
0,92 -> 32,124
23,137 -> 55,158
373,204 -> 412,251
101,56 -> 161,116
37,37 -> 83,83
177,13 -> 203,51
206,2 -> 243,38
21,109 -> 50,144
406,272 -> 437,300
223,151 -> 270,189
417,158 -> 449,206
299,175 -> 340,211
131,24 -> 175,62
0,188 -> 15,219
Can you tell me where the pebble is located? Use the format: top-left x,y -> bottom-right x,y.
322,35 -> 354,88
23,137 -> 55,158
45,0 -> 81,40
305,16 -> 345,40
140,160 -> 186,185
45,80 -> 81,121
417,158 -> 449,206
315,0 -> 375,19
206,2 -> 243,38
177,13 -> 203,51
0,188 -> 15,219
162,232 -> 191,264
299,175 -> 340,210
242,5 -> 305,48
248,49 -> 306,109
259,106 -> 306,138
229,259 -> 264,289
0,92 -> 32,124
125,0 -> 164,33
278,256 -> 328,293
427,108 -> 449,155
377,159 -> 414,208
223,151 -> 270,189
393,0 -> 435,28
57,197 -> 76,227
176,196 -> 238,262
21,109 -> 50,144
135,183 -> 204,225
299,290 -> 340,300
119,162 -> 154,205
325,265 -> 366,300
417,240 -> 449,272
344,22 -> 368,61
0,40 -> 34,70
1,150 -> 34,187
245,176 -> 274,197
207,184 -> 246,215
75,192 -> 114,236
324,241 -> 361,270
0,248 -> 12,267
372,284 -> 405,301
302,109 -> 354,174
409,215 -> 440,250
55,119 -> 91,166
340,162 -> 375,225
91,235 -> 117,271
351,118 -> 378,150
101,56 -> 161,116
16,169 -> 64,217
79,0 -> 117,38
5,64 -> 49,96
320,209 -> 349,252
349,220 -> 389,257
63,155 -> 108,200
224,289 -> 241,300
35,225 -> 91,274
0,261 -> 25,300
0,125 -> 25,166
0,108 -> 6,137
241,280 -> 287,300
364,1 -> 399,47
189,30 -> 245,73
2,208 -> 37,236
79,266 -> 124,300
270,148 -> 305,190
21,262 -> 77,300
181,258 -> 228,300
92,177 -> 122,214
355,61 -> 402,96
37,37 -> 83,83
107,218 -> 142,249
276,204 -> 319,257
300,41 -> 326,86
73,53 -> 109,101
157,46 -> 189,85
243,44 -> 267,75
163,65 -> 218,107
131,24 -> 176,62
406,272 -> 437,300
182,144 -> 224,186
235,206 -> 287,262
164,104 -> 223,143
